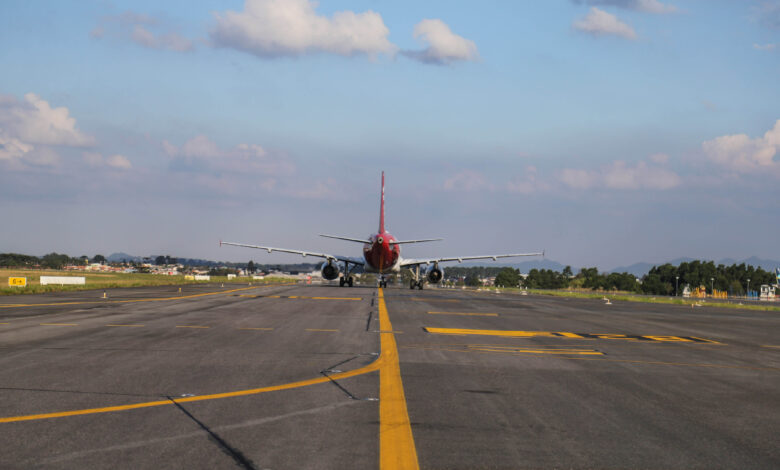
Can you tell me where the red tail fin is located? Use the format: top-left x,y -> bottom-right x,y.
379,171 -> 385,234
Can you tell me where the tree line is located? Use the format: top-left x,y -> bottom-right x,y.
485,261 -> 777,295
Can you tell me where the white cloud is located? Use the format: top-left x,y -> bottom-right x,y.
106,154 -> 132,170
0,93 -> 93,147
702,120 -> 780,173
559,157 -> 681,190
559,168 -> 600,189
573,7 -> 637,40
0,92 -> 95,167
572,0 -> 677,14
403,19 -> 479,65
92,11 -> 194,52
753,43 -> 777,51
443,170 -> 491,191
210,0 -> 396,59
163,135 -> 294,176
131,25 -> 194,52
82,152 -> 132,170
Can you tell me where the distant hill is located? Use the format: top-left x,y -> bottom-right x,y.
107,252 -> 143,262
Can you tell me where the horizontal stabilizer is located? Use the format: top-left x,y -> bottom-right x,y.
390,238 -> 444,245
319,234 -> 370,244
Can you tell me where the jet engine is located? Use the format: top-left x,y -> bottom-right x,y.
426,264 -> 444,284
320,261 -> 340,280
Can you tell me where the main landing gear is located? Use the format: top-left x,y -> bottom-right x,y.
409,265 -> 424,290
339,260 -> 354,287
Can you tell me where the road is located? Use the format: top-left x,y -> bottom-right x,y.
0,283 -> 778,469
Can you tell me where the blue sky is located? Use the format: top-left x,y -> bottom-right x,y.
1,0 -> 778,270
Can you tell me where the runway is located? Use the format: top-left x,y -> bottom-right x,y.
0,284 -> 778,469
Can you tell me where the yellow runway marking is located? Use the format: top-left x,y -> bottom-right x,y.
0,359 -> 381,424
238,294 -> 361,301
0,322 -> 9,325
424,328 -> 721,344
40,323 -> 77,326
0,284 -> 294,309
427,311 -> 498,317
403,344 -> 603,356
762,345 -> 780,349
105,324 -> 144,327
176,325 -> 210,329
238,327 -> 274,331
305,328 -> 339,332
562,356 -> 779,372
378,288 -> 419,470
0,284 -> 419,464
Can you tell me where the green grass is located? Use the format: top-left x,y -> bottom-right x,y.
479,286 -> 780,312
0,269 -> 290,296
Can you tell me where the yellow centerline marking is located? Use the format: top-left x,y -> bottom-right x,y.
762,345 -> 780,349
0,283 -> 295,309
0,322 -> 9,325
176,325 -> 210,329
40,323 -> 77,326
378,288 -> 419,469
105,324 -> 144,327
238,327 -> 274,331
305,328 -> 339,332
426,311 -> 498,317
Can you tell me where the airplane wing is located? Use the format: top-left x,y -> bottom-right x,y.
220,241 -> 365,266
400,251 -> 543,267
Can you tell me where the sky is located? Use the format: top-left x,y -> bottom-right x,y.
1,0 -> 778,270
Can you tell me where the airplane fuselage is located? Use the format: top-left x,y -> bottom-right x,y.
363,232 -> 401,273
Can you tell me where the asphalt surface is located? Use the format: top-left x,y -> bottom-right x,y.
0,283 -> 778,469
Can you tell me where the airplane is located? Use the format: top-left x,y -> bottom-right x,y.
220,172 -> 543,289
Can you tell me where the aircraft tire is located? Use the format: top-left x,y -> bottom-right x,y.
348,277 -> 354,287
339,278 -> 345,287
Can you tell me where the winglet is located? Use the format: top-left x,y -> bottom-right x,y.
378,171 -> 385,234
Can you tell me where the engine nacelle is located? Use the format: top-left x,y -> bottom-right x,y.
426,265 -> 444,284
320,261 -> 340,281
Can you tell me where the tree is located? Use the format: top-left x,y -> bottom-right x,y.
466,275 -> 482,287
494,268 -> 520,287
93,254 -> 106,264
563,265 -> 573,277
155,255 -> 166,265
247,260 -> 255,274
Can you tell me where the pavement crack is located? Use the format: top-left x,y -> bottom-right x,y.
167,396 -> 258,470
365,310 -> 373,331
320,356 -> 377,401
